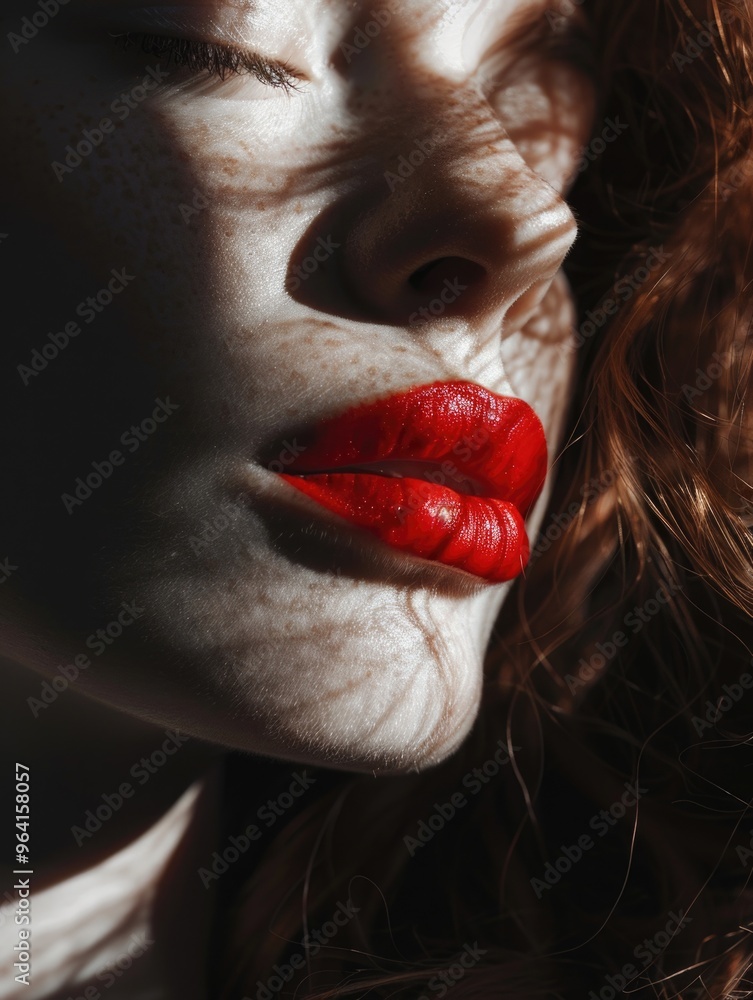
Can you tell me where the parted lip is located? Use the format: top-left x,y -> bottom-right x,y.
268,380 -> 548,513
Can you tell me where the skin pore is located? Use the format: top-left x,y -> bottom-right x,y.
0,0 -> 596,994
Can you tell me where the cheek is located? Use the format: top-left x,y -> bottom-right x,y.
154,95 -> 307,303
491,61 -> 597,190
502,271 -> 578,440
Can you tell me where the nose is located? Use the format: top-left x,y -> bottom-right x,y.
292,111 -> 578,335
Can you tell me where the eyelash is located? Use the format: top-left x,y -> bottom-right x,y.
110,20 -> 594,95
111,32 -> 304,92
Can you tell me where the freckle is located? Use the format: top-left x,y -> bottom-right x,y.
224,229 -> 234,237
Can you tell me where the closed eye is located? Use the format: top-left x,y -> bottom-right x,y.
111,32 -> 305,92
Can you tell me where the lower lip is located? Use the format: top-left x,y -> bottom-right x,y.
277,471 -> 530,584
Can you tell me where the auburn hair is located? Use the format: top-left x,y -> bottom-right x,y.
212,1 -> 753,997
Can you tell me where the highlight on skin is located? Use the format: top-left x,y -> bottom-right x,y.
0,0 -> 751,998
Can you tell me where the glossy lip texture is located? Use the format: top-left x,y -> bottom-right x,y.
271,381 -> 548,583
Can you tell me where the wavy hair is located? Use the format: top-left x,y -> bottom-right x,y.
212,1 -> 753,997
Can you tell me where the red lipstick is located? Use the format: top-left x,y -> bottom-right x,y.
272,381 -> 547,583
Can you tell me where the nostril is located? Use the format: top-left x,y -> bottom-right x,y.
409,258 -> 448,291
407,256 -> 487,304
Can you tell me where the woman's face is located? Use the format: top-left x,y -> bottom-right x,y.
1,0 -> 595,772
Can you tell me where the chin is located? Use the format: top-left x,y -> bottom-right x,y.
220,632 -> 487,776
94,504 -> 506,776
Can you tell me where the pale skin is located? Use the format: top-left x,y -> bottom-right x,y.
0,0 -> 596,994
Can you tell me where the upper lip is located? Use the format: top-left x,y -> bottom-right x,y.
268,380 -> 547,515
